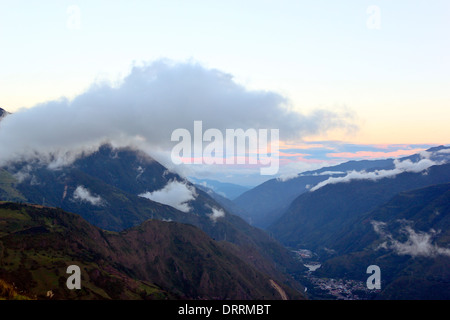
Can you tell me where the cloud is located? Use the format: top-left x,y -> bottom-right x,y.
139,180 -> 197,213
372,220 -> 450,258
310,158 -> 441,192
274,159 -> 338,182
73,186 -> 104,206
393,158 -> 437,172
0,60 -> 356,169
12,164 -> 33,183
312,171 -> 345,176
276,172 -> 300,182
208,207 -> 225,223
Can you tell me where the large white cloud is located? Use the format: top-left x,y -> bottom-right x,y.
0,60 -> 355,168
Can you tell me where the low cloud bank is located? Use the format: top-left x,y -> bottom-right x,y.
372,220 -> 450,258
310,158 -> 441,192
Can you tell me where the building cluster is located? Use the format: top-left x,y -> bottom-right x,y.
293,248 -> 377,300
305,275 -> 371,300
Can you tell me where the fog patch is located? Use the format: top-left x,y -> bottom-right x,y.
73,186 -> 104,206
371,220 -> 450,258
139,180 -> 197,213
208,207 -> 225,223
310,158 -> 442,192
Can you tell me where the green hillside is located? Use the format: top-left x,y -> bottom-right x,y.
0,169 -> 26,202
0,202 -> 302,300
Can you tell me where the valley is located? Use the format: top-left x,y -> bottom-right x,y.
291,248 -> 379,300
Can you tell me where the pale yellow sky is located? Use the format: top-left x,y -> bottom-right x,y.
1,1 -> 449,146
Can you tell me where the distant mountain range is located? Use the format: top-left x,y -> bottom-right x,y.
198,146 -> 450,299
234,146 -> 450,229
233,145 -> 449,300
269,161 -> 450,251
190,178 -> 250,200
234,159 -> 395,228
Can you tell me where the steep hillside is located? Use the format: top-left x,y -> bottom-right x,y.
190,178 -> 250,200
1,144 -> 305,291
0,108 -> 8,120
234,146 -> 449,229
194,182 -> 252,222
0,202 -> 302,300
0,169 -> 26,202
269,163 -> 450,251
314,184 -> 450,299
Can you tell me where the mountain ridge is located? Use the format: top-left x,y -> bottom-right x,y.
269,162 -> 450,251
313,183 -> 450,299
233,146 -> 450,228
0,201 -> 302,299
0,143 -> 306,295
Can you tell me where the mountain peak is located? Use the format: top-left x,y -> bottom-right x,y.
426,145 -> 449,152
0,107 -> 8,118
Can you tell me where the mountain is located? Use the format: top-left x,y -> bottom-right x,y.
0,144 -> 306,293
194,181 -> 252,222
0,169 -> 26,202
314,183 -> 450,299
189,178 -> 250,200
233,159 -> 395,228
233,146 -> 450,229
269,162 -> 450,252
0,202 -> 301,300
0,108 -> 8,119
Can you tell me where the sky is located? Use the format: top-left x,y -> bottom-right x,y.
0,1 -> 449,185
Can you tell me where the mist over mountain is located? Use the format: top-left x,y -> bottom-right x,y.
0,143 -> 305,296
193,181 -> 252,222
234,146 -> 450,299
189,178 -> 250,200
234,146 -> 449,228
314,183 -> 450,299
269,161 -> 450,251
0,108 -> 8,119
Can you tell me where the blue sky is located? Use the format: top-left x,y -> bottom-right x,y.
0,1 -> 449,185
